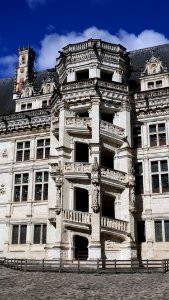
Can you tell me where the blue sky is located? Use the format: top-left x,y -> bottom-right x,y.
0,0 -> 169,77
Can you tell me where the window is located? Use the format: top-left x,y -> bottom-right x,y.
42,100 -> 47,108
12,225 -> 27,244
133,126 -> 142,148
33,224 -> 47,244
76,70 -> 89,81
14,173 -> 29,202
135,162 -> 143,194
155,221 -> 162,242
21,103 -> 32,111
100,70 -> 113,81
35,171 -> 48,201
137,221 -> 145,243
149,123 -> 166,147
154,220 -> 169,242
156,80 -> 162,88
36,139 -> 50,159
151,160 -> 169,193
16,141 -> 30,161
147,82 -> 154,89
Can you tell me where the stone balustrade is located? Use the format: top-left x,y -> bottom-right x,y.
101,216 -> 128,232
134,87 -> 169,100
100,120 -> 125,138
63,210 -> 92,225
65,117 -> 91,128
64,162 -> 91,173
100,167 -> 128,184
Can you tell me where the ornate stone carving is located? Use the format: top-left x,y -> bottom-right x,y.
65,117 -> 91,128
64,162 -> 91,173
100,120 -> 125,138
55,186 -> 61,215
129,187 -> 136,212
2,149 -> 8,157
100,167 -> 127,183
91,183 -> 100,213
0,184 -> 6,194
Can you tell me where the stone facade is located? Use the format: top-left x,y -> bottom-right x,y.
0,39 -> 169,260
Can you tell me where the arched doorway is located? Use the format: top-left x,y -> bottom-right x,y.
74,235 -> 88,260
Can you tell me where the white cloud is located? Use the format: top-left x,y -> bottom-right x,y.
36,27 -> 169,70
26,0 -> 46,9
0,54 -> 17,77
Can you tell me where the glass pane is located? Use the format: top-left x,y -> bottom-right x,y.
149,125 -> 156,133
17,142 -> 23,149
152,175 -> 159,193
162,174 -> 169,192
15,174 -> 21,184
151,162 -> 158,173
16,151 -> 22,161
36,172 -> 42,183
24,150 -> 30,161
161,161 -> 168,172
14,187 -> 20,202
150,135 -> 157,147
155,221 -> 162,242
36,148 -> 43,159
34,225 -> 41,244
45,147 -> 50,158
45,139 -> 50,146
25,141 -> 30,148
37,139 -> 44,147
159,134 -> 166,146
43,184 -> 48,200
42,225 -> 47,244
22,186 -> 28,201
44,172 -> 49,182
165,221 -> 169,242
35,185 -> 42,200
23,173 -> 29,183
12,225 -> 19,244
134,163 -> 142,175
20,225 -> 27,244
158,123 -> 165,132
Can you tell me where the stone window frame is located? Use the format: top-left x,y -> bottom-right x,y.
16,140 -> 31,162
13,172 -> 29,202
21,102 -> 32,111
150,159 -> 169,193
36,138 -> 50,160
11,224 -> 27,244
34,170 -> 49,201
154,219 -> 169,242
33,224 -> 47,244
149,122 -> 166,147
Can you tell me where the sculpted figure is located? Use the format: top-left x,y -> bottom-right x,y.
91,183 -> 99,213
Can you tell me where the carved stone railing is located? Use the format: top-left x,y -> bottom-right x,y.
98,80 -> 128,92
64,162 -> 91,173
62,79 -> 95,91
134,87 -> 169,100
63,210 -> 91,225
101,216 -> 128,232
100,120 -> 125,138
100,167 -> 128,184
65,117 -> 91,128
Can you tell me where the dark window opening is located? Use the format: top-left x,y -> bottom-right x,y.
155,221 -> 162,242
74,187 -> 89,212
101,149 -> 114,169
75,142 -> 89,162
77,111 -> 89,117
135,163 -> 143,194
137,221 -> 145,243
12,225 -> 19,244
101,113 -> 113,123
76,70 -> 89,81
74,235 -> 88,260
100,70 -> 113,81
133,126 -> 142,148
102,194 -> 115,218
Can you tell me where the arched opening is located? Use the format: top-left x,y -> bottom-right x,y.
102,194 -> 115,218
74,235 -> 88,260
74,187 -> 89,212
101,149 -> 114,169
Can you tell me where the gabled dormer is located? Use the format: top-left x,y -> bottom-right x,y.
140,55 -> 169,91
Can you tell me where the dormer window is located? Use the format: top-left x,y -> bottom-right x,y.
156,80 -> 162,88
76,70 -> 89,81
148,82 -> 154,89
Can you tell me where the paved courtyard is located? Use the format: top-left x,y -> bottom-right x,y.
0,266 -> 169,299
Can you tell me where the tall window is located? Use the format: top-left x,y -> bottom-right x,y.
33,224 -> 47,244
151,160 -> 169,193
14,173 -> 29,202
133,126 -> 142,148
149,123 -> 166,147
35,171 -> 48,201
36,139 -> 50,159
12,225 -> 27,244
155,221 -> 162,242
16,141 -> 30,161
135,162 -> 143,194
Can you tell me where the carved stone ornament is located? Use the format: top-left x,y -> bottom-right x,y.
55,186 -> 61,215
91,157 -> 99,183
129,187 -> 136,212
2,149 -> 8,158
91,183 -> 100,213
0,184 -> 6,194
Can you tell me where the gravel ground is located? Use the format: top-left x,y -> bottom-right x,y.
0,266 -> 169,300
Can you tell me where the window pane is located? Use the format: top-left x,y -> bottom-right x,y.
159,133 -> 166,146
34,225 -> 41,244
158,123 -> 165,132
23,173 -> 29,183
36,173 -> 42,182
161,161 -> 168,172
44,172 -> 49,182
42,225 -> 47,244
165,221 -> 169,242
45,139 -> 50,146
43,184 -> 48,200
20,225 -> 27,244
37,140 -> 44,147
152,175 -> 159,193
22,186 -> 28,201
150,135 -> 157,146
17,142 -> 23,149
15,174 -> 21,184
35,185 -> 42,200
149,125 -> 156,133
162,174 -> 169,192
25,141 -> 30,148
151,162 -> 158,173
45,147 -> 50,158
16,151 -> 22,161
12,225 -> 19,244
24,150 -> 30,161
155,221 -> 162,242
36,148 -> 43,159
14,186 -> 20,202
